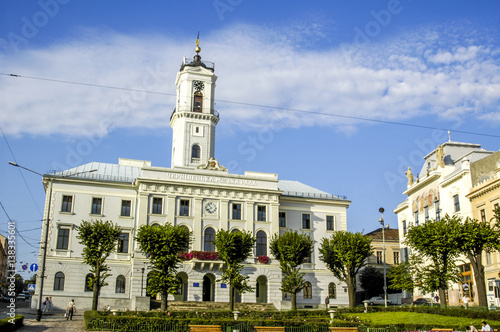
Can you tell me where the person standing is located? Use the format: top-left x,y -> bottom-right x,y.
325,296 -> 330,309
66,299 -> 76,321
48,297 -> 53,312
463,295 -> 470,309
481,321 -> 493,332
434,294 -> 440,305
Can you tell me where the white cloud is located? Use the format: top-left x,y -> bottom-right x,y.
1,23 -> 499,137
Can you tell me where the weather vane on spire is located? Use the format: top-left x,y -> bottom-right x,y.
195,31 -> 201,53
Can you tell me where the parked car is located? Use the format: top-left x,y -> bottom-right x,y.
412,298 -> 431,306
16,293 -> 26,301
363,296 -> 393,305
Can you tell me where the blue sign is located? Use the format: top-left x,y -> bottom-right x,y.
221,284 -> 227,288
193,283 -> 199,287
28,284 -> 35,292
30,264 -> 38,273
22,264 -> 28,271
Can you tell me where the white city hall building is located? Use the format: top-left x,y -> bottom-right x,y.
32,46 -> 351,311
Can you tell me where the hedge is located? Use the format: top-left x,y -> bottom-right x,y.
0,315 -> 24,331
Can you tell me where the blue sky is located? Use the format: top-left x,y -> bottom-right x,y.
1,0 -> 500,279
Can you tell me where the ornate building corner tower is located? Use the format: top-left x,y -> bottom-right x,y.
170,40 -> 219,168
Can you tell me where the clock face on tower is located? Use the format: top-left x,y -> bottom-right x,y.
193,80 -> 205,92
205,202 -> 217,214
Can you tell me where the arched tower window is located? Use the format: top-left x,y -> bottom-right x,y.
193,91 -> 203,112
115,275 -> 126,293
84,273 -> 93,292
328,282 -> 336,299
204,227 -> 215,252
256,230 -> 267,256
54,272 -> 65,291
192,144 -> 201,159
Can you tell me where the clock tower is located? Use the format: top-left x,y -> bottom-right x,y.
170,41 -> 219,169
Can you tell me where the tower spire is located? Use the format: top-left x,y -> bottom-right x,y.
195,31 -> 201,54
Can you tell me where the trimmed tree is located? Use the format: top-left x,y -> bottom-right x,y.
388,259 -> 415,293
359,266 -> 385,298
456,212 -> 500,307
76,219 -> 122,310
404,214 -> 463,307
136,223 -> 191,311
270,230 -> 314,311
213,229 -> 256,311
319,231 -> 373,307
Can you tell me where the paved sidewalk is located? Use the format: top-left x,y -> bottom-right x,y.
15,308 -> 85,331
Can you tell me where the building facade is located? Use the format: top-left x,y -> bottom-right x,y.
466,150 -> 500,308
31,45 -> 351,311
393,141 -> 495,306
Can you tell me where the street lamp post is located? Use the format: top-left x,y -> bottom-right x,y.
141,267 -> 145,297
9,162 -> 50,321
9,162 -> 96,321
379,207 -> 387,308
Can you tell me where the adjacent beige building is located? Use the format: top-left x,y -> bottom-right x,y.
466,150 -> 500,308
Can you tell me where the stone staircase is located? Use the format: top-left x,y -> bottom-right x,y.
157,300 -> 277,312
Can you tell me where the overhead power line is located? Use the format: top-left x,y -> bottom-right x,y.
2,72 -> 500,139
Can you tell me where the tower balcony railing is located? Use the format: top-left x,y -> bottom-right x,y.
181,57 -> 215,70
170,108 -> 220,120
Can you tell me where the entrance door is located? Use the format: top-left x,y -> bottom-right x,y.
256,276 -> 267,303
203,275 -> 214,301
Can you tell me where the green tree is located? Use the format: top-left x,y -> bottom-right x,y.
359,266 -> 384,298
388,259 -> 415,293
456,210 -> 500,307
319,231 -> 373,307
404,214 -> 463,307
270,230 -> 314,311
136,223 -> 191,311
213,229 -> 256,311
14,274 -> 24,294
76,219 -> 122,310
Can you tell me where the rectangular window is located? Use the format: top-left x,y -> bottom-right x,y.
424,206 -> 429,221
117,233 -> 129,253
393,251 -> 399,264
56,228 -> 70,250
435,200 -> 440,221
302,214 -> 311,229
454,194 -> 460,212
279,212 -> 286,227
486,252 -> 492,265
402,220 -> 407,235
414,211 -> 419,225
376,251 -> 383,264
257,205 -> 266,221
61,195 -> 73,213
180,200 -> 190,216
121,200 -> 131,217
326,216 -> 334,231
232,203 -> 241,220
152,197 -> 162,214
91,197 -> 102,215
480,209 -> 486,222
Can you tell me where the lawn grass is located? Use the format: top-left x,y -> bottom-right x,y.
347,311 -> 500,329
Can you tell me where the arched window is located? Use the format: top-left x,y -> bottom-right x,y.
192,144 -> 201,159
231,228 -> 240,234
256,230 -> 267,256
115,275 -> 126,293
328,282 -> 336,299
204,227 -> 215,252
84,273 -> 93,292
303,281 -> 312,299
193,91 -> 203,112
180,226 -> 189,253
53,272 -> 65,291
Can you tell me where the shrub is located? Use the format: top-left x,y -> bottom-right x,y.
0,315 -> 24,331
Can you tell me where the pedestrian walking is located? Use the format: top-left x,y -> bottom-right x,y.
48,296 -> 53,312
42,297 -> 49,312
66,299 -> 76,321
463,295 -> 470,309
